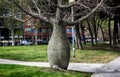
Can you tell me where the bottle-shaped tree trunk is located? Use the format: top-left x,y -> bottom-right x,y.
48,22 -> 70,70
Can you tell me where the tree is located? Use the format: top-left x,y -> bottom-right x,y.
32,19 -> 41,45
104,0 -> 120,46
0,0 -> 33,46
11,0 -> 104,70
0,1 -> 20,46
2,18 -> 21,46
75,23 -> 83,49
87,20 -> 94,46
108,15 -> 112,46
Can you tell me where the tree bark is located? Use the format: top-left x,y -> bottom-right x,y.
113,16 -> 118,46
75,24 -> 83,49
99,23 -> 105,42
118,19 -> 120,44
80,22 -> 86,45
93,19 -> 97,44
87,20 -> 94,46
108,16 -> 112,46
48,21 -> 70,70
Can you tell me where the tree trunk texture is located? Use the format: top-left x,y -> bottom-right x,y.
96,20 -> 103,42
75,24 -> 83,49
87,20 -> 94,46
108,16 -> 112,46
93,19 -> 98,45
113,16 -> 118,46
80,22 -> 86,45
118,21 -> 120,43
48,22 -> 70,70
116,22 -> 119,42
99,23 -> 105,42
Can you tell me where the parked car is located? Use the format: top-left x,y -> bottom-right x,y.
20,40 -> 32,45
85,37 -> 100,42
37,39 -> 48,44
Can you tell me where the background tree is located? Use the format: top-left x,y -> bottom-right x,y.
102,0 -> 120,46
0,0 -> 33,46
32,19 -> 41,45
0,1 -> 21,46
2,17 -> 21,46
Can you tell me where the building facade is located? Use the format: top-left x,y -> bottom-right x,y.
23,15 -> 52,44
0,16 -> 73,45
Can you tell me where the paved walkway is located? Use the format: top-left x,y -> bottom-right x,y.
1,57 -> 120,77
92,57 -> 120,77
0,59 -> 104,73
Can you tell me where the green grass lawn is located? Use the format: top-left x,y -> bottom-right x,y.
0,64 -> 91,77
0,45 -> 120,63
0,45 -> 48,62
0,44 -> 119,77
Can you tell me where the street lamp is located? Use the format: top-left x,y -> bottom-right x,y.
69,0 -> 75,58
32,26 -> 38,45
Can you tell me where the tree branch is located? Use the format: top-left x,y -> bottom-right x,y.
14,15 -> 32,22
32,0 -> 41,15
62,0 -> 104,25
12,0 -> 54,24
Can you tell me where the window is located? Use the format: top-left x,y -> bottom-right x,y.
38,28 -> 49,33
4,9 -> 11,16
25,28 -> 34,33
38,28 -> 42,33
66,28 -> 72,32
27,20 -> 32,25
42,29 -> 46,33
16,14 -> 22,19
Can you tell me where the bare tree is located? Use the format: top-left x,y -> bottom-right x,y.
32,19 -> 41,45
0,0 -> 33,46
11,0 -> 104,70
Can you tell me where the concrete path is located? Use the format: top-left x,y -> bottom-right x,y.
92,57 -> 120,77
1,57 -> 120,77
0,59 -> 104,73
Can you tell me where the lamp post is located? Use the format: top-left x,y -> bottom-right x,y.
33,26 -> 38,45
69,0 -> 75,58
